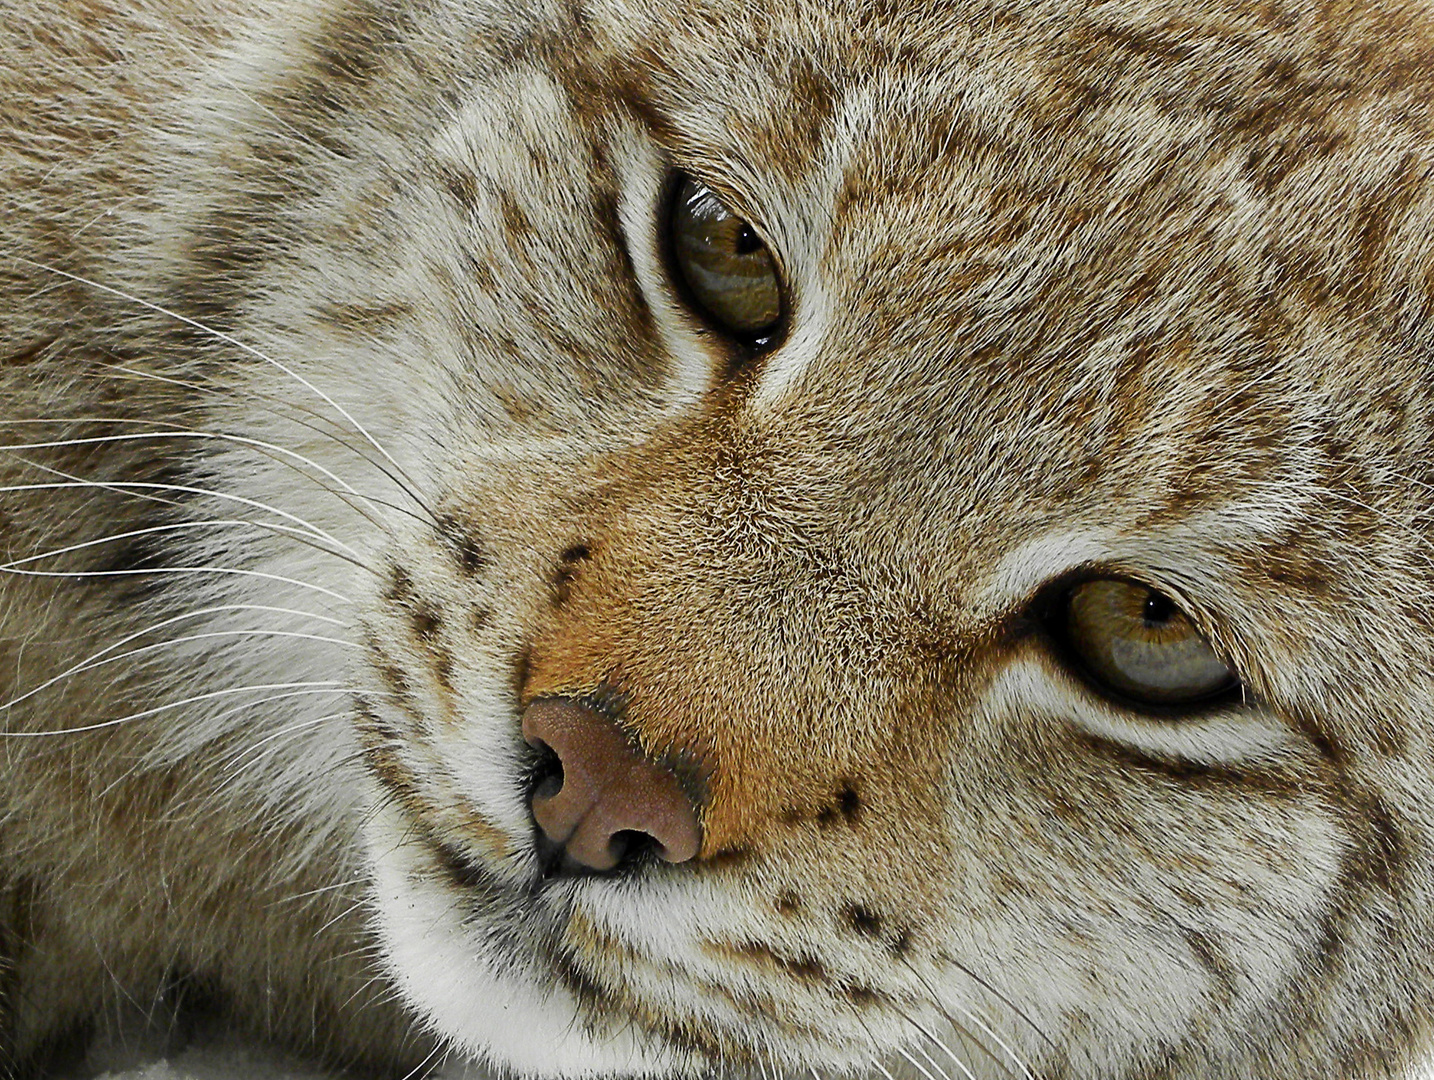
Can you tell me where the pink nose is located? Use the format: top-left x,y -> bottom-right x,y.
521,698 -> 702,872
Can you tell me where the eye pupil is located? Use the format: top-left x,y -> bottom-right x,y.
1141,591 -> 1175,627
735,224 -> 762,255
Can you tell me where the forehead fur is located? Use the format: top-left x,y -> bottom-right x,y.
525,0 -> 1434,744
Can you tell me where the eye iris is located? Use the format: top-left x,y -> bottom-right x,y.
1064,580 -> 1237,707
670,176 -> 782,337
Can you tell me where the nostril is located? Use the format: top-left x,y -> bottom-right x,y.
527,739 -> 564,803
520,696 -> 702,875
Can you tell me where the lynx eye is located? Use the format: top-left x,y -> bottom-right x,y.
669,175 -> 782,339
1060,579 -> 1238,707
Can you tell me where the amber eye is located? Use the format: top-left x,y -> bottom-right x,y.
1060,580 -> 1238,707
669,175 -> 782,339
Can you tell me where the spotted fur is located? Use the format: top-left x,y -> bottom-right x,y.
4,0 -> 1434,1077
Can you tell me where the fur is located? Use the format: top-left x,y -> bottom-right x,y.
4,0 -> 1434,1077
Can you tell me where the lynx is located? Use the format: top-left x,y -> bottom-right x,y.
4,1 -> 1434,1078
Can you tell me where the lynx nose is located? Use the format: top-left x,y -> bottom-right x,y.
521,697 -> 702,872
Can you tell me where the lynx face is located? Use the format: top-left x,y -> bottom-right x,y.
5,0 -> 1434,1078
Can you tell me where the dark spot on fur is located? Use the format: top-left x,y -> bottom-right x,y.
891,927 -> 913,957
709,940 -> 826,983
352,697 -> 395,739
470,606 -> 493,634
362,739 -> 418,802
378,663 -> 412,699
383,564 -> 414,605
843,904 -> 882,937
785,955 -> 826,982
816,782 -> 862,828
410,601 -> 441,643
307,0 -> 404,96
513,645 -> 533,700
1179,926 -> 1233,997
1356,793 -> 1406,892
497,188 -> 533,239
550,544 -> 592,606
844,984 -> 881,1007
775,891 -> 803,916
433,648 -> 456,692
94,531 -> 169,576
551,568 -> 576,605
551,948 -> 613,1021
427,834 -> 491,892
435,161 -> 481,209
436,514 -> 488,575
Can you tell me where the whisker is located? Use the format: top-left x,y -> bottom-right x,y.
395,1033 -> 450,1080
270,878 -> 368,906
93,688 -> 365,801
81,366 -> 440,527
8,257 -> 430,507
903,1013 -> 977,1080
902,958 -> 1038,1080
0,562 -> 353,605
213,711 -> 354,798
220,708 -> 352,769
0,681 -> 349,738
0,427 -> 394,532
925,954 -> 1059,1057
0,603 -> 347,711
318,896 -> 373,939
896,1044 -> 950,1080
0,473 -> 362,560
871,1057 -> 903,1080
0,518 -> 364,570
6,629 -> 359,696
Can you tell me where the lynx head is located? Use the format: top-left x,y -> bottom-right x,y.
158,0 -> 1434,1075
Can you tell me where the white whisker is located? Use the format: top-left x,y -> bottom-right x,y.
896,1044 -> 949,1080
931,998 -> 1036,1080
8,258 -> 427,504
0,681 -> 349,738
0,562 -> 353,604
0,603 -> 346,712
80,366 -> 440,527
270,878 -> 367,906
871,1058 -> 902,1080
0,477 -> 361,559
906,1017 -> 977,1080
4,628 -> 359,692
209,711 -> 357,802
919,954 -> 1058,1059
903,957 -> 1040,1080
318,897 -> 370,938
93,689 -> 363,801
1,519 -> 342,568
0,428 -> 393,529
